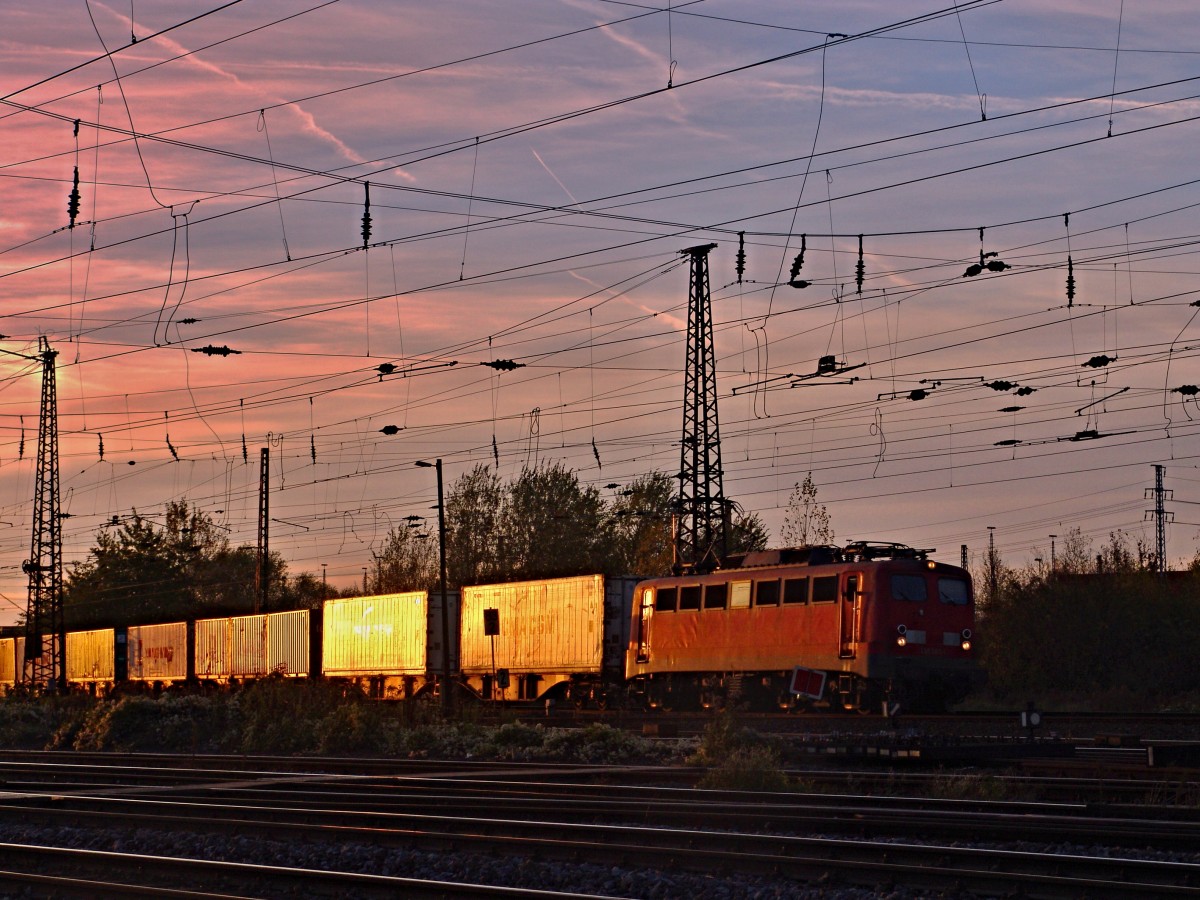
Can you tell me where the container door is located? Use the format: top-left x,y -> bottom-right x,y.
635,592 -> 652,663
839,574 -> 860,659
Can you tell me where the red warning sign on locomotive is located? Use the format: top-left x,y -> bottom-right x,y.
789,665 -> 826,700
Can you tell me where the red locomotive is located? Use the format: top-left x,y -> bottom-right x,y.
625,542 -> 978,712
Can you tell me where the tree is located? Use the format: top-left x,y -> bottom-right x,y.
277,571 -> 329,610
441,464 -> 777,585
369,523 -> 438,593
64,500 -> 290,627
502,462 -> 612,580
779,473 -> 834,547
609,471 -> 675,576
729,508 -> 770,554
1057,527 -> 1093,574
445,464 -> 506,587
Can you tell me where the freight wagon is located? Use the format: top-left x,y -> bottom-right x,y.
321,591 -> 459,698
459,574 -> 637,706
0,637 -> 16,692
126,622 -> 191,686
65,628 -> 116,688
194,609 -> 319,683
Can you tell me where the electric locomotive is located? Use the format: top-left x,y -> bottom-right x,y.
625,542 -> 978,712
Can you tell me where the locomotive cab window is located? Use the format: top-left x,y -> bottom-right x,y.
679,585 -> 702,611
754,579 -> 780,606
704,583 -> 728,609
654,586 -> 677,612
891,574 -> 928,602
730,580 -> 751,609
938,578 -> 970,605
811,575 -> 838,603
783,577 -> 809,604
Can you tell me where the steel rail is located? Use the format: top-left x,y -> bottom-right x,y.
0,842 -> 614,899
0,793 -> 1198,897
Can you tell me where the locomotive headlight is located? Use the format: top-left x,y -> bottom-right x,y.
961,628 -> 973,651
961,639 -> 972,651
896,624 -> 907,647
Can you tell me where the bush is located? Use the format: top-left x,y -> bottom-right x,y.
687,711 -> 779,767
236,678 -> 363,754
696,745 -> 791,793
73,696 -> 169,751
541,723 -> 660,763
315,702 -> 393,755
0,695 -> 93,749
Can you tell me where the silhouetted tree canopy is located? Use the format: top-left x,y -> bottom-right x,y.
64,501 -> 293,627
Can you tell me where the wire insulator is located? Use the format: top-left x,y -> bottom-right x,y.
855,234 -> 865,295
735,232 -> 745,283
67,166 -> 81,228
361,181 -> 372,249
789,235 -> 807,283
1066,255 -> 1075,306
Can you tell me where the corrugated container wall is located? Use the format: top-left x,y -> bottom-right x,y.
323,593 -> 428,676
66,629 -> 115,682
460,575 -> 605,675
127,622 -> 189,682
195,617 -> 229,679
15,637 -> 30,678
266,609 -> 311,676
0,638 -> 16,687
196,611 -> 311,679
230,615 -> 267,676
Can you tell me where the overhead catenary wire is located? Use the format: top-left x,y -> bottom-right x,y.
2,0 -> 1200,592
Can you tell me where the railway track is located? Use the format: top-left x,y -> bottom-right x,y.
0,753 -> 1198,897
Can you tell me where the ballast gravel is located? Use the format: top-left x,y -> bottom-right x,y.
0,822 -> 957,899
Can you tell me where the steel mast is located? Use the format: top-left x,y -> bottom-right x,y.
675,243 -> 727,573
22,337 -> 65,691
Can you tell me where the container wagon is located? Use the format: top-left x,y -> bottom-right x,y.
65,628 -> 116,693
194,609 -> 318,683
459,575 -> 637,706
0,637 -> 16,692
322,591 -> 459,699
126,622 -> 191,687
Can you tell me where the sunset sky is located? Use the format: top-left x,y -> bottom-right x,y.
3,0 -> 1200,621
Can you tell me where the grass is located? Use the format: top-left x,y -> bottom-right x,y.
0,681 -> 670,764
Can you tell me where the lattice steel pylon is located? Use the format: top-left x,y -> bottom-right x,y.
22,337 -> 65,691
255,446 -> 269,613
675,243 -> 727,573
1144,463 -> 1173,574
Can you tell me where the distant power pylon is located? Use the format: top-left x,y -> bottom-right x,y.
1144,464 -> 1173,574
675,243 -> 727,573
22,338 -> 65,691
256,447 -> 270,612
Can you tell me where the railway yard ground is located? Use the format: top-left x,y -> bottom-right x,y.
0,709 -> 1200,897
